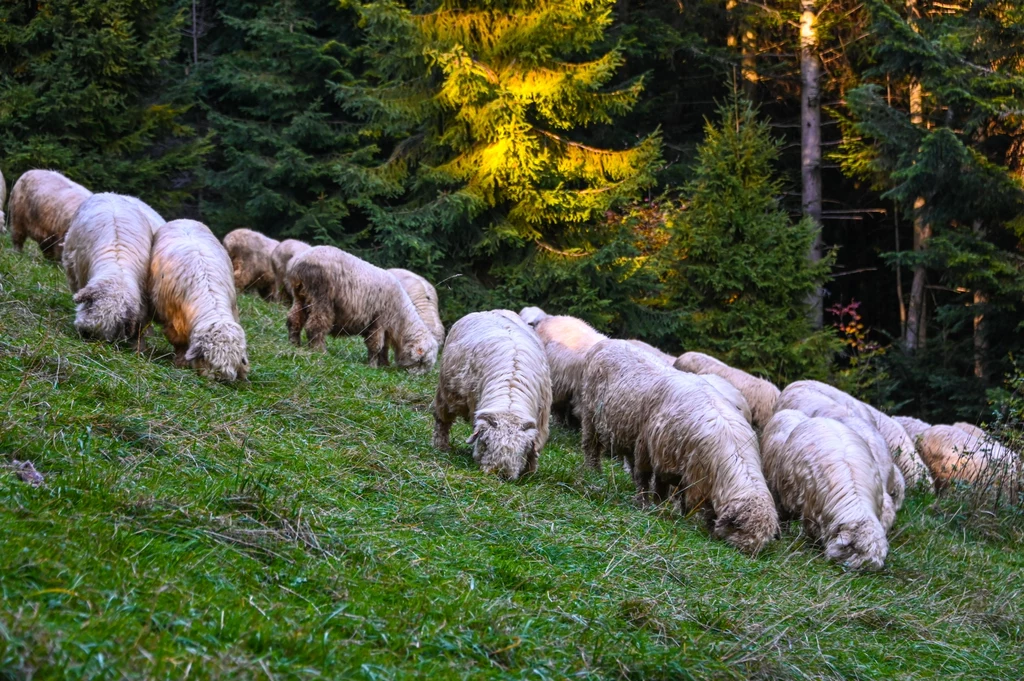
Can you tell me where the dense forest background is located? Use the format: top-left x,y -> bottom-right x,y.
1,0 -> 1022,423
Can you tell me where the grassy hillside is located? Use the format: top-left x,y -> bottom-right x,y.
1,240 -> 1023,680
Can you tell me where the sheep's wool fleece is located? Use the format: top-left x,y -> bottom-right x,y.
535,315 -> 608,408
389,268 -> 445,347
762,413 -> 889,570
894,416 -> 932,441
674,351 -> 781,428
518,307 -> 548,327
917,425 -> 1021,492
62,193 -> 161,341
9,169 -> 92,260
270,239 -> 311,302
224,228 -> 279,297
0,168 -> 6,232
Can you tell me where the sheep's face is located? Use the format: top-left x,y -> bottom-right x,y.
712,495 -> 780,556
187,322 -> 249,382
825,520 -> 888,571
73,284 -> 141,343
466,413 -> 539,481
398,335 -> 438,375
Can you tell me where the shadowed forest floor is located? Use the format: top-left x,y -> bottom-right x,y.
1,240 -> 1023,680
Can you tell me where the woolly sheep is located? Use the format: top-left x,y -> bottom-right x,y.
388,268 -> 445,347
783,380 -> 932,487
149,219 -> 249,382
675,352 -> 781,429
894,416 -> 932,441
917,425 -> 1021,499
533,314 -> 608,419
286,246 -> 438,374
698,374 -> 754,425
627,339 -> 677,366
270,239 -> 311,305
761,411 -> 889,570
62,193 -> 162,346
775,383 -> 904,519
518,306 -> 548,327
433,310 -> 552,480
9,169 -> 92,261
953,422 -> 988,439
578,340 -> 778,555
223,228 -> 280,300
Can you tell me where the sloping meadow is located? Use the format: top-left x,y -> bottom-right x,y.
1,244 -> 1022,680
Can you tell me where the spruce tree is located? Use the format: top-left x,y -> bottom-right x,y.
342,0 -> 662,303
665,96 -> 837,381
0,0 -> 206,212
198,0 -> 382,240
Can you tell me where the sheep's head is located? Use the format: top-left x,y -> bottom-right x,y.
73,282 -> 141,343
712,494 -> 780,556
825,519 -> 888,571
397,333 -> 438,376
466,412 -> 540,481
187,321 -> 249,382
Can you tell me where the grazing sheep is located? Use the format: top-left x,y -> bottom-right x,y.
579,340 -> 778,555
388,268 -> 445,347
149,219 -> 249,381
287,246 -> 438,374
533,314 -> 608,419
698,374 -> 754,425
675,352 -> 781,429
432,310 -> 552,480
223,228 -> 280,300
917,425 -> 1021,499
894,416 -> 931,441
518,306 -> 548,327
783,380 -> 931,487
761,412 -> 889,570
270,239 -> 311,304
8,170 -> 92,261
953,422 -> 988,439
62,193 -> 162,346
775,383 -> 906,517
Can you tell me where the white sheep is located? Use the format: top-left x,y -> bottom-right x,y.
62,193 -> 162,346
953,422 -> 988,439
578,340 -> 779,555
782,380 -> 931,487
433,310 -> 552,480
223,228 -> 280,300
286,245 -> 438,374
148,219 -> 249,381
894,416 -> 931,441
697,374 -> 754,425
518,306 -> 548,327
533,314 -> 608,419
775,383 -> 904,519
8,169 -> 92,261
674,352 -> 781,429
388,268 -> 445,347
270,239 -> 311,304
761,411 -> 890,570
917,425 -> 1021,500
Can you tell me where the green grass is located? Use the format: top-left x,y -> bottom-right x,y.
2,240 -> 1024,680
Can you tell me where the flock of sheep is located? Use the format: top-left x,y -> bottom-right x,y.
2,167 -> 1021,572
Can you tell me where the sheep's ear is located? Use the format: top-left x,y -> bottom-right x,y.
521,420 -> 536,432
466,424 -> 483,445
73,288 -> 96,306
480,413 -> 498,427
185,344 -> 204,362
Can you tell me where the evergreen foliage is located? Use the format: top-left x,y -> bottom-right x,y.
341,0 -> 662,306
662,96 -> 837,381
197,0 -> 382,241
0,0 -> 207,212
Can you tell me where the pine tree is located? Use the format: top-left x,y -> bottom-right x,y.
198,0 -> 382,240
0,0 -> 207,212
342,0 -> 662,296
838,0 -> 1024,418
665,95 -> 837,381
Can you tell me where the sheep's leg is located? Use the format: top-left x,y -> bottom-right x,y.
303,298 -> 333,352
286,298 -> 307,346
652,474 -> 673,505
632,465 -> 655,507
581,413 -> 602,472
365,325 -> 388,367
432,389 -> 453,451
173,345 -> 189,367
40,236 -> 62,262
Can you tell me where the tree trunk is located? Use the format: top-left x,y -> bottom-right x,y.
972,220 -> 988,382
742,24 -> 758,100
800,0 -> 824,328
903,0 -> 930,352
